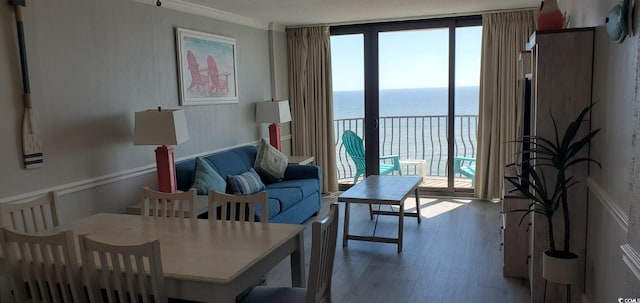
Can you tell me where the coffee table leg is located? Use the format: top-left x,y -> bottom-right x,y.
398,202 -> 404,253
343,202 -> 350,248
415,188 -> 421,224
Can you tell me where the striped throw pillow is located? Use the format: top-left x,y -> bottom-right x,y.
227,168 -> 266,195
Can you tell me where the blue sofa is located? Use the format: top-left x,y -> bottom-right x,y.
175,145 -> 322,224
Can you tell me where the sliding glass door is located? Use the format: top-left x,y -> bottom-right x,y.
332,18 -> 481,194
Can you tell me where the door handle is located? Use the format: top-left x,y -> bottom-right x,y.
374,118 -> 379,129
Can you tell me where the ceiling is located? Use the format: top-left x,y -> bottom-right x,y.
183,0 -> 539,26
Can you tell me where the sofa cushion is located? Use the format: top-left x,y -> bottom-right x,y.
264,198 -> 282,220
205,146 -> 257,180
228,169 -> 266,195
192,157 -> 226,195
265,179 -> 319,199
266,188 -> 303,211
254,139 -> 288,183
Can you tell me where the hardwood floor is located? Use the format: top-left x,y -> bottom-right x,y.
265,195 -> 530,303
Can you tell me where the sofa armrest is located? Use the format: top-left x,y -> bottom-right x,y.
284,164 -> 321,181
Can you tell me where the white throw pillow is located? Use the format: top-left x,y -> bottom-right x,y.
254,139 -> 288,182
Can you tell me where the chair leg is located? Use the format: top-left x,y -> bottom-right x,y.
368,204 -> 374,220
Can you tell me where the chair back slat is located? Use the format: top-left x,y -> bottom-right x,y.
208,191 -> 269,223
141,187 -> 196,219
306,203 -> 339,303
0,227 -> 83,303
79,235 -> 167,303
0,192 -> 60,233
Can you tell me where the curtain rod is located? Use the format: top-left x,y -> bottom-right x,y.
285,6 -> 538,29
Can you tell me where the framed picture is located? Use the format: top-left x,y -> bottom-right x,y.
176,28 -> 239,105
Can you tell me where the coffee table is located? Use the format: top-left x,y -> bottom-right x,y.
338,175 -> 422,253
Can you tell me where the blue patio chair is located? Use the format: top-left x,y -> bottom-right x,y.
342,130 -> 402,184
454,156 -> 476,186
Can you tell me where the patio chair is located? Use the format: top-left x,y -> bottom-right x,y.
342,130 -> 402,184
454,156 -> 476,186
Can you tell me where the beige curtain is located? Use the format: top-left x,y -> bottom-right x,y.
287,26 -> 338,193
475,10 -> 535,200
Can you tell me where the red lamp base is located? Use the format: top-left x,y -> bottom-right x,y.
155,145 -> 177,193
268,123 -> 282,151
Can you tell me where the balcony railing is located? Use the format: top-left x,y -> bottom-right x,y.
334,115 -> 478,182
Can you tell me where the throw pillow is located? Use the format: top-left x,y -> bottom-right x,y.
227,168 -> 266,195
191,157 -> 226,195
254,139 -> 288,182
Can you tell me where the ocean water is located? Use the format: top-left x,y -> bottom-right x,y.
333,86 -> 479,119
332,86 -> 480,179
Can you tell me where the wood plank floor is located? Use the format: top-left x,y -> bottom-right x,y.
265,195 -> 530,303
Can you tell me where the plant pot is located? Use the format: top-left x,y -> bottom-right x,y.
537,0 -> 565,30
542,250 -> 579,284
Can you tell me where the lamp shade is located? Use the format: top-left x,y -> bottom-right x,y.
134,109 -> 189,146
256,100 -> 292,124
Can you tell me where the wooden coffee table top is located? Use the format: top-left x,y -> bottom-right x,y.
338,175 -> 422,204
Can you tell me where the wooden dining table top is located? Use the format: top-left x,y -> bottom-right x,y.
54,213 -> 305,284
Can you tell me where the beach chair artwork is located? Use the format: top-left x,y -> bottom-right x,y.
186,50 -> 230,97
176,28 -> 238,105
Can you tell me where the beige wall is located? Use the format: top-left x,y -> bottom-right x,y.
560,0 -> 640,301
0,0 -> 288,220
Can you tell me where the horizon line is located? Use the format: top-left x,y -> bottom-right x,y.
333,85 -> 479,92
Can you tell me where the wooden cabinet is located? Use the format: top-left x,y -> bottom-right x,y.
526,28 -> 594,303
502,176 -> 531,278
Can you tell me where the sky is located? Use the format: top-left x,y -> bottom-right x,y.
331,26 -> 482,91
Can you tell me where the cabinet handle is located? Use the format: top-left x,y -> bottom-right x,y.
526,255 -> 531,264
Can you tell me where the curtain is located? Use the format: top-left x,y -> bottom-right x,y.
475,10 -> 535,200
287,26 -> 338,193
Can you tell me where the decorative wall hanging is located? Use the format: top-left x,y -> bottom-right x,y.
606,0 -> 634,43
10,0 -> 43,169
175,28 -> 239,105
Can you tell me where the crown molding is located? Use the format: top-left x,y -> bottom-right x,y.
134,0 -> 271,30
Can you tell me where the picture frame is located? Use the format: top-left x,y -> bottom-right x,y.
175,28 -> 239,105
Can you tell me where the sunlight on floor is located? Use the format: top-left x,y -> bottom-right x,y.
390,197 -> 473,219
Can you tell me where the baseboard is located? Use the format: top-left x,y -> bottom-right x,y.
0,141 -> 259,204
586,177 -> 629,233
621,244 -> 640,282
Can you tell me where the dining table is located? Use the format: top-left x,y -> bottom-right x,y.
22,213 -> 306,303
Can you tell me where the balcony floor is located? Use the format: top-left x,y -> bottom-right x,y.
339,175 -> 473,189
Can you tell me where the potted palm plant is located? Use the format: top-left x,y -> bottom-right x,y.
505,104 -> 600,284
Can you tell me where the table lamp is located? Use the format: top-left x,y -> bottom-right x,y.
256,100 -> 291,151
134,107 -> 189,193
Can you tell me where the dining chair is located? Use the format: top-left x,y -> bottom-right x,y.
240,203 -> 340,303
0,191 -> 60,233
79,234 -> 167,303
208,191 -> 269,223
0,227 -> 85,303
142,187 -> 197,219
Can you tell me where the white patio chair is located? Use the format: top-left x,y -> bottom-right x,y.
142,187 -> 197,219
0,191 -> 60,233
207,191 -> 269,223
240,203 -> 340,303
0,227 -> 85,302
79,234 -> 167,303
